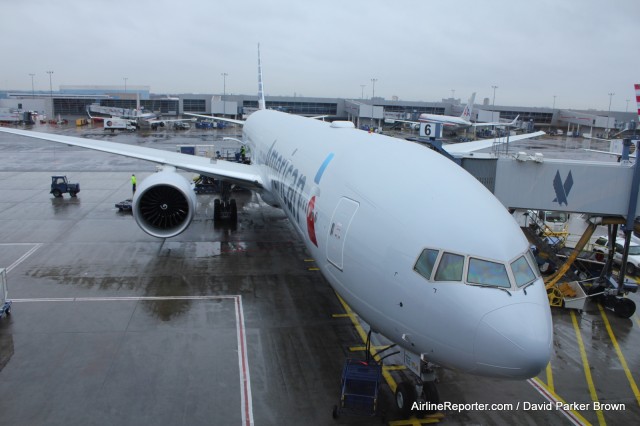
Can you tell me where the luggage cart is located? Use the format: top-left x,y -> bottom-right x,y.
332,358 -> 382,419
332,330 -> 398,420
0,269 -> 11,319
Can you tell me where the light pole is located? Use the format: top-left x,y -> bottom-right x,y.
371,78 -> 377,100
360,84 -> 366,99
29,73 -> 35,98
451,89 -> 455,99
46,70 -> 54,99
551,95 -> 557,132
221,72 -> 228,114
123,77 -> 128,93
607,92 -> 615,134
46,70 -> 54,116
491,85 -> 498,106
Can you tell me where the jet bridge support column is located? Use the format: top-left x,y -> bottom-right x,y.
619,139 -> 640,288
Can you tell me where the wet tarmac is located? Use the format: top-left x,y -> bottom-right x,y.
0,123 -> 639,425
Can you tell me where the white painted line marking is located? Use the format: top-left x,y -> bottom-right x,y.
5,243 -> 42,273
528,378 -> 587,426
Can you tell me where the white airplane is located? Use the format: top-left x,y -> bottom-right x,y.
87,108 -> 195,130
0,46 -> 552,415
396,92 -> 520,131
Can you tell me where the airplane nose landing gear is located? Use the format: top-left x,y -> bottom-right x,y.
394,353 -> 440,418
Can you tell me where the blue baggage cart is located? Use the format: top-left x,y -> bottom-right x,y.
332,358 -> 382,419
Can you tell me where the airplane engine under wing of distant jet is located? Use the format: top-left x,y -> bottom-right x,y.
132,170 -> 197,238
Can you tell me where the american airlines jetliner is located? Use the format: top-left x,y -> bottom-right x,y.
0,46 -> 552,415
397,92 -> 520,132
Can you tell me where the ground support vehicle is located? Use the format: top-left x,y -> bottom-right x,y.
115,199 -> 133,212
193,175 -> 219,194
50,176 -> 80,197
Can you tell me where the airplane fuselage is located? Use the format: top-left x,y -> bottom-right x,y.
419,113 -> 473,130
244,109 -> 553,379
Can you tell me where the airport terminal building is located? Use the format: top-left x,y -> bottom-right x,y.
1,85 -> 637,136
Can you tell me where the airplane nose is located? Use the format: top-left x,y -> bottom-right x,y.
474,303 -> 552,379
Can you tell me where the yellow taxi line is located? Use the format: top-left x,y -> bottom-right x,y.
598,304 -> 640,406
570,310 -> 607,425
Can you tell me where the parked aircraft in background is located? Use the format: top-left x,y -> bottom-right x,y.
394,92 -> 520,132
87,107 -> 194,130
0,46 -> 552,416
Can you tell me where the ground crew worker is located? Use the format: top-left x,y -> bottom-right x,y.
240,145 -> 246,162
131,174 -> 137,195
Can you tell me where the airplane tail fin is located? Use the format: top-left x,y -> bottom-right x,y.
460,92 -> 476,121
258,44 -> 266,110
510,115 -> 520,126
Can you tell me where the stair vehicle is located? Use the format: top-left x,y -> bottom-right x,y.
50,176 -> 80,197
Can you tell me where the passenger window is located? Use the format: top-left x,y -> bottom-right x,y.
467,258 -> 510,288
434,252 -> 464,282
511,256 -> 537,287
414,249 -> 439,281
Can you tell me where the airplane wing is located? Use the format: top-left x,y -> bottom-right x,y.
584,148 -> 636,159
147,118 -> 196,124
0,127 -> 264,190
443,130 -> 546,156
184,113 -> 245,126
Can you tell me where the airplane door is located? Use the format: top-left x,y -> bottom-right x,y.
327,197 -> 359,270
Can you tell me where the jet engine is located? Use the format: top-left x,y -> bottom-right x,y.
132,170 -> 197,238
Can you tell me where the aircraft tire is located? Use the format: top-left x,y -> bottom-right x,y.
421,381 -> 439,413
395,382 -> 416,418
214,199 -> 221,221
230,199 -> 237,223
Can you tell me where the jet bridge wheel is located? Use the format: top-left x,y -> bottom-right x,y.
395,382 -> 416,418
614,298 -> 636,319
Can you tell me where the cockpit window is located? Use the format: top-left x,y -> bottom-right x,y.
435,252 -> 464,282
467,258 -> 510,288
525,250 -> 541,278
511,255 -> 537,287
414,248 -> 439,280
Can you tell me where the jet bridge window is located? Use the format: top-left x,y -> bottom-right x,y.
467,258 -> 510,288
434,252 -> 464,282
414,248 -> 439,280
511,255 -> 537,287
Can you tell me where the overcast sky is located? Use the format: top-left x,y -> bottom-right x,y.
2,0 -> 638,111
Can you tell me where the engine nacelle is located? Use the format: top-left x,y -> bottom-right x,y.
132,171 -> 197,238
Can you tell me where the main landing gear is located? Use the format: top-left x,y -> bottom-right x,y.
213,181 -> 237,223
